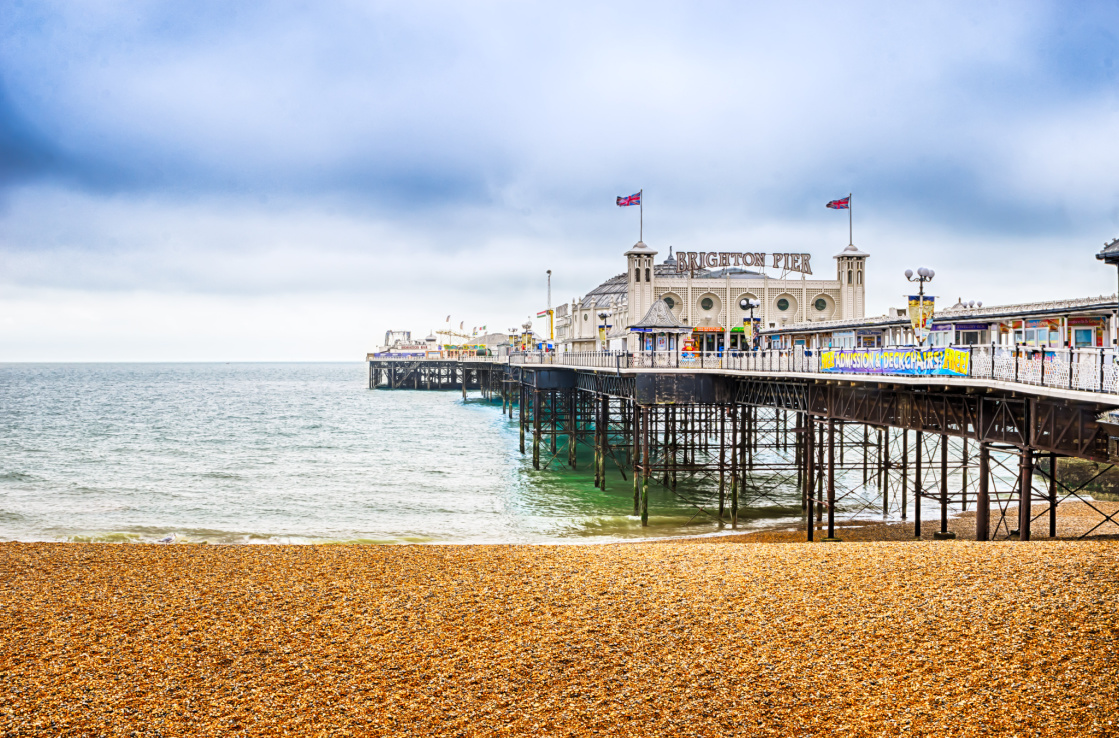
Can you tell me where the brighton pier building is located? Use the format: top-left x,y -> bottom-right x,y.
556,240 -> 868,353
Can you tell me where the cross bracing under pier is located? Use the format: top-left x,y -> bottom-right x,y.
368,352 -> 1119,541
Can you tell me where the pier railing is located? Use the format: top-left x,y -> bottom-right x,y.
366,353 -> 500,362
508,345 -> 1119,396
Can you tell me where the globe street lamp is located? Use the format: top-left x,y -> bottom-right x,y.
739,297 -> 761,351
598,311 -> 609,352
905,267 -> 935,346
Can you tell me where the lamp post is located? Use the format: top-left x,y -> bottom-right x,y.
598,311 -> 609,352
905,267 -> 935,346
739,297 -> 761,351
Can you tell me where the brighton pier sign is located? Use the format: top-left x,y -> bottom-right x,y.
675,252 -> 813,275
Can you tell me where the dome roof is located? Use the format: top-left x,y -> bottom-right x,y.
834,243 -> 870,258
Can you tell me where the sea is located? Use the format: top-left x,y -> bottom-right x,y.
0,363 -> 806,544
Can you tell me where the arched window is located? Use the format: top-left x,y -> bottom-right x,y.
857,270 -> 862,285
645,267 -> 651,282
635,267 -> 641,282
847,269 -> 852,284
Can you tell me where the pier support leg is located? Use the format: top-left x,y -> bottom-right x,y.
532,390 -> 541,470
641,407 -> 650,527
550,391 -> 558,456
914,430 -> 923,538
600,396 -> 608,491
977,442 -> 990,541
1018,447 -> 1034,541
797,413 -> 805,512
633,404 -> 641,516
718,407 -> 726,516
816,421 -> 824,525
671,407 -> 678,490
725,406 -> 736,522
863,424 -> 869,487
805,414 -> 815,541
567,391 -> 577,469
882,428 -> 890,516
935,434 -> 956,539
1049,452 -> 1058,538
747,406 -> 754,471
961,438 -> 969,511
594,398 -> 601,488
519,385 -> 526,455
901,429 -> 909,520
825,417 -> 838,541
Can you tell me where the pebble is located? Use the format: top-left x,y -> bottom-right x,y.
1,540 -> 1117,736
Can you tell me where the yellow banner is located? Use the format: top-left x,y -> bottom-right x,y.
908,295 -> 935,340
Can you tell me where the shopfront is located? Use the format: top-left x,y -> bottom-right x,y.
693,327 -> 725,352
635,330 -> 682,351
1068,317 -> 1106,347
856,329 -> 883,348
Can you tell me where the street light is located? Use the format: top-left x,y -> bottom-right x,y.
739,297 -> 761,351
598,311 -> 609,351
905,267 -> 935,346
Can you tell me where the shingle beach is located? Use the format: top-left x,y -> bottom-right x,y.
2,540 -> 1117,736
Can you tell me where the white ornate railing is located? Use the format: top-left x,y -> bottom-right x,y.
366,353 -> 499,362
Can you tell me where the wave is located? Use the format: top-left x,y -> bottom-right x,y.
0,471 -> 40,483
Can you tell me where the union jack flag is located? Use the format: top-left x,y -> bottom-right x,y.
616,193 -> 641,207
826,196 -> 850,209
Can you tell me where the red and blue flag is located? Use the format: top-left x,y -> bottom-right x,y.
826,196 -> 850,209
616,193 -> 641,207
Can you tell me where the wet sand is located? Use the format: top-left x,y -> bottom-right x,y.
2,540 -> 1118,736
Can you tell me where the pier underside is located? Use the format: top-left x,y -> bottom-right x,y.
370,360 -> 1119,541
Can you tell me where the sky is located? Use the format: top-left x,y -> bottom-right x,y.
2,1 -> 1119,361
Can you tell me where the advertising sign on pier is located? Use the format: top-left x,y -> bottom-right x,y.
820,346 -> 971,376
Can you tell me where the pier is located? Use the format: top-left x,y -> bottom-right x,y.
369,346 -> 1119,541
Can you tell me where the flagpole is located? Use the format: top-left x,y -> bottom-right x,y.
849,192 -> 853,245
640,189 -> 644,242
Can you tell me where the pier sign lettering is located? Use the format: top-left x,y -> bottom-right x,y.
676,252 -> 812,275
820,347 -> 971,376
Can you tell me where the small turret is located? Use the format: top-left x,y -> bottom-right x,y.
625,240 -> 658,349
834,244 -> 869,320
